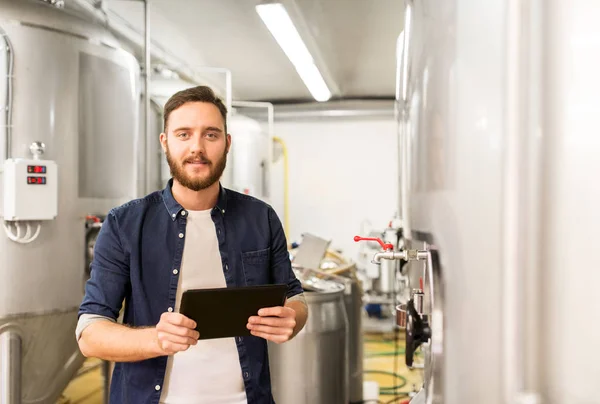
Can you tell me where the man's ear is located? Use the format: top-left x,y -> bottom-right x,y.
159,132 -> 167,153
226,134 -> 232,153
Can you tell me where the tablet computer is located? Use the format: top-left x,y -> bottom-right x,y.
179,284 -> 289,340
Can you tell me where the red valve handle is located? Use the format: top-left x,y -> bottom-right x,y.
86,215 -> 101,223
354,235 -> 394,251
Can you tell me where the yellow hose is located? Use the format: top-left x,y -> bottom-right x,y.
272,136 -> 289,239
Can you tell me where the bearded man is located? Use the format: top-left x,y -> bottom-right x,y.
77,86 -> 308,404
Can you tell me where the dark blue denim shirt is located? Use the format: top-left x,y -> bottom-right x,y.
79,179 -> 303,404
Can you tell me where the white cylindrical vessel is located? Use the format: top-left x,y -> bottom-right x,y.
0,0 -> 139,401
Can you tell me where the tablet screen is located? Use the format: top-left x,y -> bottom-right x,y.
179,284 -> 289,340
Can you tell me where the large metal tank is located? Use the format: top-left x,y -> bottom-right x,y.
398,0 -> 600,403
268,275 -> 349,404
225,113 -> 270,199
0,0 -> 139,402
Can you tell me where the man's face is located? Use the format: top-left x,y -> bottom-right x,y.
160,102 -> 230,191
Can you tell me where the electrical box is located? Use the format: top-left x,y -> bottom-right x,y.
2,158 -> 58,221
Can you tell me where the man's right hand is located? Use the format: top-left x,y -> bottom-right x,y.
155,312 -> 200,355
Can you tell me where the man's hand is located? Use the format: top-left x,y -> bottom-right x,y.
247,306 -> 297,344
155,312 -> 199,355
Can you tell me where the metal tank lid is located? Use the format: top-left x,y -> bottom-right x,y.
292,267 -> 346,294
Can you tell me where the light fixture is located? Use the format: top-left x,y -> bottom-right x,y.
256,2 -> 332,102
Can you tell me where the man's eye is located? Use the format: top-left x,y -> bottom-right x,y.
177,132 -> 188,138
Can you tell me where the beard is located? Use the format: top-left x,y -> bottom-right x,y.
165,143 -> 228,192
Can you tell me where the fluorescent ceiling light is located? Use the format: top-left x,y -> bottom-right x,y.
256,2 -> 332,102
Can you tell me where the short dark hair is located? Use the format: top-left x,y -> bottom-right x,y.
163,86 -> 228,134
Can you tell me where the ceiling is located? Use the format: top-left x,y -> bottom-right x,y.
104,0 -> 404,103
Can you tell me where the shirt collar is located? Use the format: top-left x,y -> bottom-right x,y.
162,178 -> 228,221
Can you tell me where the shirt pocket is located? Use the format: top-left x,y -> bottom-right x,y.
241,247 -> 270,285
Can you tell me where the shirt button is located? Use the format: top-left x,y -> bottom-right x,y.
222,209 -> 225,214
181,210 -> 186,216
155,385 -> 161,391
217,228 -> 221,235
244,372 -> 249,379
173,269 -> 178,275
237,337 -> 243,342
168,307 -> 173,312
179,233 -> 184,238
171,213 -> 176,218
225,264 -> 229,271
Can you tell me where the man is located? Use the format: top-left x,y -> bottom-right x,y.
77,86 -> 308,404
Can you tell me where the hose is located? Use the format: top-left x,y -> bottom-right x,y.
363,370 -> 410,396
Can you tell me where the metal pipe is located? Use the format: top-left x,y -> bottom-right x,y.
71,0 -> 222,99
0,330 -> 21,404
143,0 -> 151,194
395,32 -> 405,220
371,248 -> 427,264
399,1 -> 414,237
195,67 -> 232,114
0,25 -> 14,161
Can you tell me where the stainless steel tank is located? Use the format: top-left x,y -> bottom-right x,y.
397,0 -> 600,403
268,275 -> 349,404
0,0 -> 139,402
224,113 -> 270,199
318,253 -> 364,404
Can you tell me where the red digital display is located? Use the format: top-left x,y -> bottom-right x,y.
27,176 -> 46,185
27,165 -> 47,174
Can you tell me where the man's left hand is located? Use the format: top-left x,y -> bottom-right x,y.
247,306 -> 297,344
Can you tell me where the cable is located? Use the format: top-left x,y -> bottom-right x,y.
3,220 -> 42,243
365,338 -> 397,344
384,397 -> 410,404
26,222 -> 42,242
24,222 -> 31,240
363,370 -> 409,394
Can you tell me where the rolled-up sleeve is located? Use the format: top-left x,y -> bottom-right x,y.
78,210 -> 130,321
268,207 -> 303,298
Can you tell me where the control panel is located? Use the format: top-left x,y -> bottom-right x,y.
3,158 -> 58,220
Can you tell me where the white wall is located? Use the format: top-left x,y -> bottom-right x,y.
269,118 -> 398,262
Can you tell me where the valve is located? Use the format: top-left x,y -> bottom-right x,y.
354,235 -> 394,251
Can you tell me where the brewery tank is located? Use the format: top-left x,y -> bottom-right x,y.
398,0 -> 600,403
0,0 -> 139,402
268,275 -> 349,404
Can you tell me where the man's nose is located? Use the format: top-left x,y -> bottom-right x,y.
189,136 -> 205,154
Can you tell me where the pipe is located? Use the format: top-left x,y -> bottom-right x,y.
195,66 -> 232,115
143,0 -> 151,195
0,330 -> 21,404
272,137 -> 289,239
72,1 -> 226,102
268,101 -> 394,121
399,1 -> 413,238
0,25 -> 13,161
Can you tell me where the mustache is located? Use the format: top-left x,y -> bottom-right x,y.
184,156 -> 211,164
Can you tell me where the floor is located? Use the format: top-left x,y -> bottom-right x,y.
59,329 -> 423,404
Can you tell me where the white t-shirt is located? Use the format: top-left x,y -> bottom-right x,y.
159,208 -> 247,404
